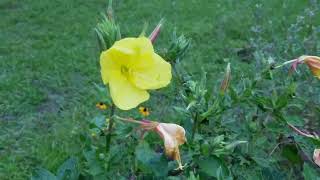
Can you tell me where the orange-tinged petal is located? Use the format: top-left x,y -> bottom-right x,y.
157,123 -> 186,146
109,71 -> 149,110
155,123 -> 186,169
303,56 -> 320,79
314,149 -> 320,167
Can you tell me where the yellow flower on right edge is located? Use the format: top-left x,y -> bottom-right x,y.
301,56 -> 320,79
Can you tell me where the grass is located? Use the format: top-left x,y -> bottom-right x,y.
0,0 -> 319,179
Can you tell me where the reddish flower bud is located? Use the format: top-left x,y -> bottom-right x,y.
149,19 -> 164,44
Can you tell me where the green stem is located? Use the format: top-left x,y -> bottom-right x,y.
191,113 -> 198,141
273,59 -> 298,69
113,115 -> 145,124
106,103 -> 115,154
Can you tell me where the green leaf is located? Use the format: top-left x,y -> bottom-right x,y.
83,150 -> 103,176
197,156 -> 228,177
135,142 -> 169,177
275,95 -> 289,110
91,115 -> 106,129
281,144 -> 303,165
303,163 -> 320,180
56,157 -> 79,180
31,168 -> 57,180
229,87 -> 239,102
187,171 -> 200,180
286,116 -> 304,126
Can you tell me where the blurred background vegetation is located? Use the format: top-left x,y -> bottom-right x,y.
1,0 -> 320,179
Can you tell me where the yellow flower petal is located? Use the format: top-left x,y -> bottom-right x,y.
112,37 -> 154,68
100,50 -> 119,84
109,71 -> 149,110
130,54 -> 172,90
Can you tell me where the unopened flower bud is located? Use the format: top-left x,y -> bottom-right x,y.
220,63 -> 231,94
149,18 -> 164,44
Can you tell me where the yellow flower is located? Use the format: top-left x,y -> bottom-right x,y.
155,123 -> 186,170
100,37 -> 172,110
139,106 -> 150,117
96,102 -> 108,110
314,149 -> 320,167
301,56 -> 320,79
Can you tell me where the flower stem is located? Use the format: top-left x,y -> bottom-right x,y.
106,103 -> 115,154
113,115 -> 144,124
273,59 -> 298,69
287,122 -> 315,138
191,113 -> 199,141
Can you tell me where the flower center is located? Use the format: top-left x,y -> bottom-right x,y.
121,65 -> 130,76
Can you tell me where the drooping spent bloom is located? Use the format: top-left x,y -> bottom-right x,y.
100,37 -> 172,110
314,149 -> 320,167
115,116 -> 186,170
155,122 -> 187,170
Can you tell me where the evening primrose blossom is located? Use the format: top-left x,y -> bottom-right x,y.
100,37 -> 172,110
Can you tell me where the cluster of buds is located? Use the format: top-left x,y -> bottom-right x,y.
95,0 -> 121,51
115,116 -> 187,170
148,19 -> 191,64
274,55 -> 320,79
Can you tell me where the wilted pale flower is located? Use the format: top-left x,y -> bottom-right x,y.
155,123 -> 187,170
100,37 -> 172,110
115,116 -> 186,170
314,149 -> 320,167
